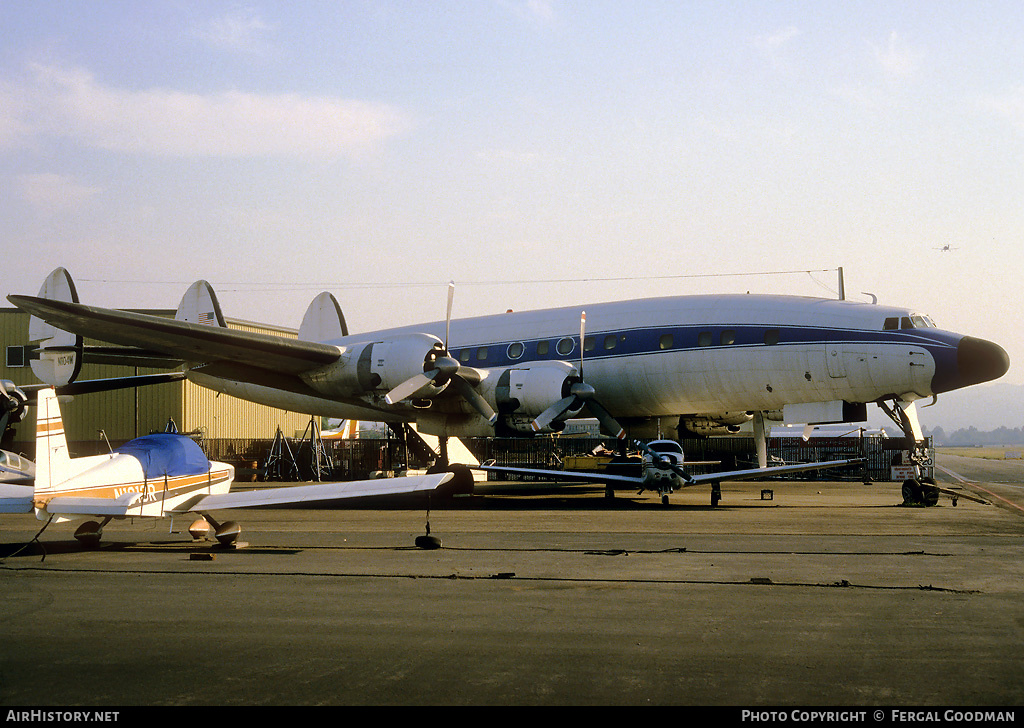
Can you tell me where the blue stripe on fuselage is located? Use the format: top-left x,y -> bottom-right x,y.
450,324 -> 961,369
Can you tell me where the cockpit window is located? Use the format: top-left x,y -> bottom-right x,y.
885,314 -> 937,330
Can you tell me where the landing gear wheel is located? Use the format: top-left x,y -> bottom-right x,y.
902,479 -> 922,505
427,463 -> 474,496
661,494 -> 670,506
711,483 -> 722,507
919,476 -> 939,507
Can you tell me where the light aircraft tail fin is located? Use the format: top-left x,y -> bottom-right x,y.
33,387 -> 71,495
175,280 -> 227,327
299,292 -> 349,341
29,268 -> 83,386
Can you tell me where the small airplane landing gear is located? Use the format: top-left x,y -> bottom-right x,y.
73,519 -> 108,547
902,477 -> 940,507
711,482 -> 722,507
199,514 -> 247,548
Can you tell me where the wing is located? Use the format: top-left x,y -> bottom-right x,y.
476,464 -> 642,485
688,458 -> 863,485
476,459 -> 862,487
176,472 -> 453,512
43,492 -> 143,517
8,295 -> 341,374
0,484 -> 34,513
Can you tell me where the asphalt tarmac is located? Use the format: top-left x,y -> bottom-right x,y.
1,454 -> 1022,707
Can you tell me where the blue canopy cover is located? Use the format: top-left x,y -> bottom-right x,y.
114,434 -> 211,479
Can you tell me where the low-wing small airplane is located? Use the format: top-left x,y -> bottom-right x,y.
478,439 -> 862,506
8,267 -> 1009,503
0,388 -> 452,547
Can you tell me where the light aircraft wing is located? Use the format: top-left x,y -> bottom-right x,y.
174,472 -> 453,512
477,459 -> 863,487
8,295 -> 341,374
44,492 -> 143,517
0,484 -> 34,513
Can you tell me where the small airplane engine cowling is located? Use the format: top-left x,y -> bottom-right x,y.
302,333 -> 447,398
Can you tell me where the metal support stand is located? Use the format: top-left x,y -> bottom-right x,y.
262,426 -> 301,482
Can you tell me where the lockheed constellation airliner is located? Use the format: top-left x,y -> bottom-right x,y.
8,268 -> 1009,503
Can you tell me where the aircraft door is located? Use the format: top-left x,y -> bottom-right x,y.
826,344 -> 847,378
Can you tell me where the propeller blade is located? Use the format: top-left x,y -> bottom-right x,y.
579,311 -> 586,377
445,281 -> 455,350
384,372 -> 436,405
531,395 -> 579,433
450,375 -> 498,425
586,399 -> 626,440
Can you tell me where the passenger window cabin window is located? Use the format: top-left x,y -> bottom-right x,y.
698,332 -> 712,347
584,336 -> 596,352
720,330 -> 736,346
537,340 -> 550,356
556,337 -> 575,356
459,349 -> 472,362
659,334 -> 673,350
764,329 -> 779,346
603,335 -> 616,350
507,342 -> 524,359
476,347 -> 488,361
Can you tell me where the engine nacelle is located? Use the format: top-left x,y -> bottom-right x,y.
478,362 -> 581,432
301,333 -> 447,398
679,413 -> 753,436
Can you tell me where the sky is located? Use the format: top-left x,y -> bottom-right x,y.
2,1 -> 1023,403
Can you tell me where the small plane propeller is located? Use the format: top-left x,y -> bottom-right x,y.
530,311 -> 626,439
384,282 -> 498,425
641,441 -> 696,485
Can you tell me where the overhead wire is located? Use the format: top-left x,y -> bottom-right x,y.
78,267 -> 840,292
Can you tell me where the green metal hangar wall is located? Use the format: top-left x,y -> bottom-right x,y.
0,307 -> 311,454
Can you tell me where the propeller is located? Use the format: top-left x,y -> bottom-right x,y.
0,380 -> 28,438
641,441 -> 696,485
384,282 -> 498,425
530,311 -> 626,439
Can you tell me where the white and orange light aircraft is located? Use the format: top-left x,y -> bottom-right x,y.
0,388 -> 451,546
8,267 -> 1010,505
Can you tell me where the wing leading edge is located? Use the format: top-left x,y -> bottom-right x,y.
476,459 -> 863,487
179,472 -> 453,512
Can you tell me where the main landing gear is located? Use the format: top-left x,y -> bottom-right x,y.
901,476 -> 941,507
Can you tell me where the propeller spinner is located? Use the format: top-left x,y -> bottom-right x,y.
384,283 -> 498,425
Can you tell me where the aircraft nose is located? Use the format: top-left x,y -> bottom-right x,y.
946,336 -> 1010,391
